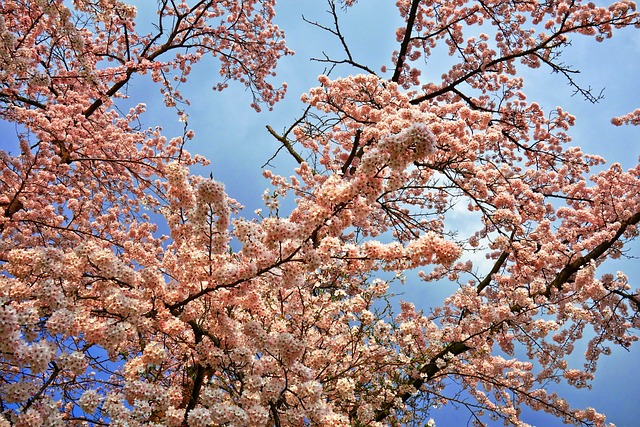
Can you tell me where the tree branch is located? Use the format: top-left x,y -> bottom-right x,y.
266,125 -> 305,165
543,210 -> 640,298
392,0 -> 422,83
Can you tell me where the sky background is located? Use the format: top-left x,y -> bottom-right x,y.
1,0 -> 639,425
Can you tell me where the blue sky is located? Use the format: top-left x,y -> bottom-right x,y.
1,0 -> 639,425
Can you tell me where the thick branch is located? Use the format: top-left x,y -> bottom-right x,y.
341,129 -> 361,175
0,92 -> 47,110
22,363 -> 62,412
182,319 -> 207,423
476,250 -> 509,294
83,68 -> 135,117
392,0 -> 422,83
372,341 -> 471,422
543,210 -> 640,298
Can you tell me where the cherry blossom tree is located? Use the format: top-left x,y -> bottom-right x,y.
1,0 -> 639,426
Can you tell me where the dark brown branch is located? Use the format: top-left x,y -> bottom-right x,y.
84,0 -> 195,118
408,16 -> 626,105
543,210 -> 640,297
1,195 -> 23,219
476,250 -> 509,294
22,363 -> 62,412
451,87 -> 494,112
270,402 -> 282,427
392,0 -> 422,83
182,319 -> 207,423
0,92 -> 47,110
371,231 -> 511,422
341,129 -> 361,175
609,288 -> 640,312
372,341 -> 471,422
83,68 -> 136,118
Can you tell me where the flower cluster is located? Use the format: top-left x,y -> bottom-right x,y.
187,406 -> 212,427
77,389 -> 102,414
142,341 -> 166,366
60,351 -> 87,376
276,332 -> 305,365
2,382 -> 36,404
15,341 -> 55,374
